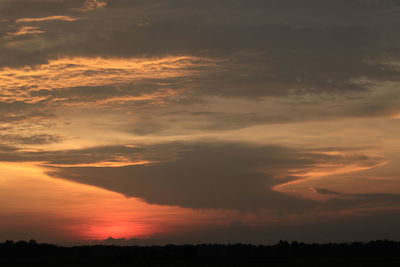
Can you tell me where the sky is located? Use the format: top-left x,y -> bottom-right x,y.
1,0 -> 400,245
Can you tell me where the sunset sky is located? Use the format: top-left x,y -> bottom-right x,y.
1,0 -> 400,245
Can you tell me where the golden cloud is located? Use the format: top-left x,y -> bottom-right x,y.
7,26 -> 45,36
15,15 -> 79,23
0,56 -> 216,105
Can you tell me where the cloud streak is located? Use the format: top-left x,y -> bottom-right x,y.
16,15 -> 79,23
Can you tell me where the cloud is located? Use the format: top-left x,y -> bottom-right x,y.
0,102 -> 49,122
0,0 -> 399,141
319,190 -> 400,212
0,0 -> 84,20
16,15 -> 79,23
315,188 -> 342,196
116,81 -> 400,136
6,26 -> 45,36
1,0 -> 400,245
77,0 -> 107,12
0,56 -> 214,105
1,52 -> 399,135
0,134 -> 62,145
0,0 -> 399,133
0,145 -> 148,166
0,144 -> 19,152
39,142 -> 386,211
2,0 -> 400,93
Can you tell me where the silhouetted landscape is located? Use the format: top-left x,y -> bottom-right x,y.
1,240 -> 400,266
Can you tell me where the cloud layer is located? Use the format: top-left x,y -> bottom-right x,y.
1,0 -> 400,244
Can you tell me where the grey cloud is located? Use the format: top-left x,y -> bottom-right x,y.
0,0 -> 84,19
322,191 -> 400,212
315,188 -> 342,196
150,111 -> 271,133
0,144 -> 18,152
2,0 -> 400,97
120,84 -> 400,135
0,134 -> 62,145
0,138 -> 396,215
128,120 -> 168,136
44,143 -> 316,210
42,142 -> 384,211
1,0 -> 400,136
315,188 -> 400,209
0,102 -> 54,123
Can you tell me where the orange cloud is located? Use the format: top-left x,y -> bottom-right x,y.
273,155 -> 389,201
43,159 -> 153,168
7,26 -> 45,36
16,16 -> 79,23
392,113 -> 400,119
0,56 -> 216,105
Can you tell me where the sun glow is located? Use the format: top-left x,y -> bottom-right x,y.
84,222 -> 151,240
0,161 -> 238,242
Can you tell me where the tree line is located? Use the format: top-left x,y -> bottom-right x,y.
1,239 -> 400,266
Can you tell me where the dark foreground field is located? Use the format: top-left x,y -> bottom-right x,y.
1,240 -> 400,266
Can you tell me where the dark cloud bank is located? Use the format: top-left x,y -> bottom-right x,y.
27,141 -> 392,214
0,140 -> 395,213
1,0 -> 400,127
2,0 -> 400,92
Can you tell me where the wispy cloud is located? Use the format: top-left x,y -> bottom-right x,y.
16,15 -> 79,23
76,0 -> 107,12
0,56 -> 216,105
6,26 -> 45,36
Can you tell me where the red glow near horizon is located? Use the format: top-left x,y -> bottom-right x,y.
0,162 -> 239,243
82,222 -> 152,240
